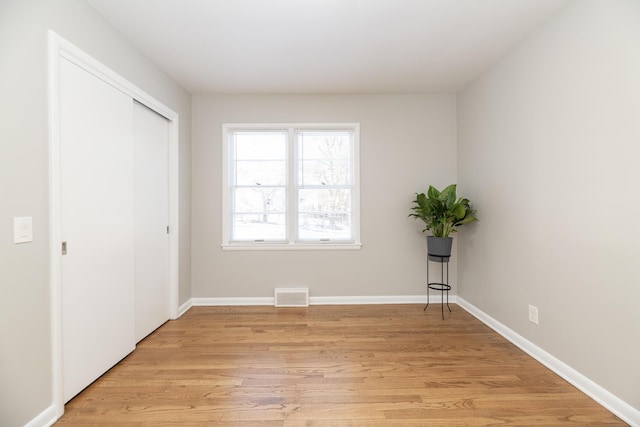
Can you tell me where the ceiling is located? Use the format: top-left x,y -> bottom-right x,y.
86,0 -> 571,94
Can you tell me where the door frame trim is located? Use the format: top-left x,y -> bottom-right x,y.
48,31 -> 180,417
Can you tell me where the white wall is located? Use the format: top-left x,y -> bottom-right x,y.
191,94 -> 457,299
0,0 -> 191,425
458,0 -> 640,411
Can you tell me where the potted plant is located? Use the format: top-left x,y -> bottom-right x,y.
409,184 -> 477,261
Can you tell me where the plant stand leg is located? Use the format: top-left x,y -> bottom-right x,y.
424,259 -> 430,311
425,256 -> 452,320
442,260 -> 452,319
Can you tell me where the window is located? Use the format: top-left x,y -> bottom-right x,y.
222,124 -> 360,249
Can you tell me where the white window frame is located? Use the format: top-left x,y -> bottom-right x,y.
222,123 -> 361,251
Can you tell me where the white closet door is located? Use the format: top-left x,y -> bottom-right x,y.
133,101 -> 170,342
60,57 -> 135,402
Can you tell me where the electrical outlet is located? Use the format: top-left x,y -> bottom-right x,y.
528,305 -> 539,325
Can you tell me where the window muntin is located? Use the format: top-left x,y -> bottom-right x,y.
224,124 -> 359,248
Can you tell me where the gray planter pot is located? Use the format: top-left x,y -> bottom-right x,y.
427,236 -> 452,262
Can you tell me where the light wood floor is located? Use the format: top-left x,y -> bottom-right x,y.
55,304 -> 625,426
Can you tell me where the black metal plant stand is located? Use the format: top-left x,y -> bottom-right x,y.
424,254 -> 451,320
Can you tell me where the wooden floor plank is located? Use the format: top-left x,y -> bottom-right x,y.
55,304 -> 625,426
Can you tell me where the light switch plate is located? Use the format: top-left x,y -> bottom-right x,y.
14,217 -> 33,244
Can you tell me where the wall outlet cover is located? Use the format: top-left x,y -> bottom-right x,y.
528,304 -> 539,325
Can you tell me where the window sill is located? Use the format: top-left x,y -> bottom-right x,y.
221,242 -> 362,251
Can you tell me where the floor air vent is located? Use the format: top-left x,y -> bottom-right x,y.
274,288 -> 309,307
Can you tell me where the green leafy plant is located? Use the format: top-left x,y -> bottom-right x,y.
409,184 -> 477,237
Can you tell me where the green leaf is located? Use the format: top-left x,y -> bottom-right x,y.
453,204 -> 466,219
440,184 -> 456,204
427,186 -> 440,200
457,214 -> 478,225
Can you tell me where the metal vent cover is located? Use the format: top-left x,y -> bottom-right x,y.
274,288 -> 309,307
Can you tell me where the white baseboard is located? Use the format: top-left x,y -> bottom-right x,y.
190,294 -> 453,307
177,299 -> 192,317
456,296 -> 640,426
24,404 -> 57,427
310,294 -> 452,305
192,297 -> 274,306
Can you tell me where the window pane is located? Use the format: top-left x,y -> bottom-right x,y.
298,189 -> 352,240
298,131 -> 352,186
234,187 -> 286,213
298,213 -> 352,240
236,160 -> 286,186
298,189 -> 351,213
298,159 -> 350,186
234,131 -> 287,160
231,130 -> 288,242
233,214 -> 286,241
298,131 -> 351,160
